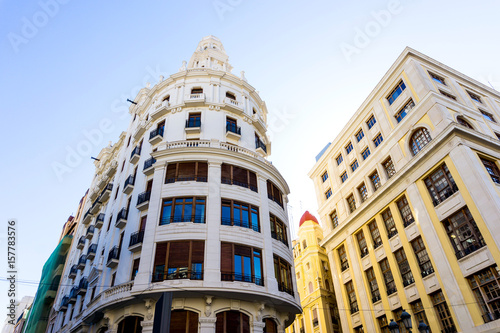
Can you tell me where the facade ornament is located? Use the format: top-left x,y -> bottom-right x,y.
256,303 -> 265,321
179,60 -> 187,71
240,71 -> 247,82
144,299 -> 154,320
159,75 -> 164,82
204,296 -> 213,317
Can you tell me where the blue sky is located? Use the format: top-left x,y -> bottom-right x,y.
1,0 -> 499,300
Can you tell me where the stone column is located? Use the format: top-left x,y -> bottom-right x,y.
252,321 -> 265,333
140,320 -> 154,333
199,317 -> 217,333
258,175 -> 277,291
204,161 -> 222,285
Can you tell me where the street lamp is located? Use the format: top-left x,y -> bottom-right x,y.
388,319 -> 400,333
400,310 -> 412,330
417,321 -> 430,333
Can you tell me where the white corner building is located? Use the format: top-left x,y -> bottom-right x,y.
50,36 -> 300,333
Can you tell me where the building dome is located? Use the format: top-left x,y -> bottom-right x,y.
299,210 -> 319,227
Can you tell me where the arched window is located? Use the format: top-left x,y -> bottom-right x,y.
410,128 -> 432,155
226,91 -> 236,100
170,310 -> 199,333
457,116 -> 473,129
163,95 -> 170,102
216,311 -> 250,333
117,316 -> 143,333
308,282 -> 314,293
263,318 -> 278,333
191,87 -> 203,95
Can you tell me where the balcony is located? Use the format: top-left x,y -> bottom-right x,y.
68,286 -> 78,304
77,278 -> 88,295
160,214 -> 205,225
455,241 -> 486,260
136,191 -> 151,211
432,183 -> 459,206
76,236 -> 85,250
403,276 -> 415,287
60,296 -> 69,310
225,123 -> 241,142
483,311 -> 500,323
340,261 -> 349,272
387,229 -> 398,239
106,246 -> 120,268
312,318 -> 319,327
130,146 -> 141,164
106,160 -> 118,178
220,272 -> 263,286
373,240 -> 383,249
387,286 -> 397,296
77,255 -> 86,270
372,294 -> 382,303
143,157 -> 156,176
278,282 -> 294,296
151,100 -> 169,120
350,305 -> 359,314
133,120 -> 147,141
185,118 -> 201,136
85,225 -> 95,240
128,230 -> 144,252
82,208 -> 93,225
271,231 -> 288,247
99,183 -> 113,203
255,139 -> 268,156
184,93 -> 205,106
95,213 -> 105,229
149,127 -> 164,145
123,175 -> 135,194
90,197 -> 102,214
153,268 -> 204,282
360,247 -> 369,258
224,97 -> 243,113
115,208 -> 128,228
68,265 -> 78,279
87,243 -> 97,260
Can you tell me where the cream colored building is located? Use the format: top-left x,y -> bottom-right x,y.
309,48 -> 500,333
50,36 -> 300,333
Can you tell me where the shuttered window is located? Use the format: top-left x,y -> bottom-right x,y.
267,180 -> 283,208
221,163 -> 258,192
165,161 -> 208,183
153,240 -> 204,281
221,242 -> 263,286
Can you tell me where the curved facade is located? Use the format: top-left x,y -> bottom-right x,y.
52,36 -> 300,333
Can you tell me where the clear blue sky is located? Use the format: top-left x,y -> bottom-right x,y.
1,0 -> 499,301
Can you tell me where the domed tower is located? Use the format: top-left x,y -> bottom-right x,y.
52,36 -> 300,333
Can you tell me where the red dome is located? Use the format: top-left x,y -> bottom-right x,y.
299,211 -> 319,227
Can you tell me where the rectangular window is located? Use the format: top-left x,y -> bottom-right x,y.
395,248 -> 414,287
345,281 -> 358,313
362,147 -> 371,160
396,195 -> 415,227
378,315 -> 389,333
165,161 -> 208,183
495,132 -> 500,140
370,171 -> 381,190
380,258 -> 396,295
221,242 -> 264,286
424,163 -> 458,205
347,194 -> 356,213
131,258 -> 140,281
468,91 -> 483,103
411,237 -> 434,277
325,188 -> 332,199
338,245 -> 349,271
366,115 -> 377,129
393,308 -> 411,333
340,171 -> 348,183
159,197 -> 206,225
270,214 -> 288,246
369,220 -> 382,248
429,72 -> 446,85
356,231 -> 368,257
186,112 -> 201,127
111,272 -> 116,287
411,300 -> 431,329
382,208 -> 397,238
221,199 -> 260,232
480,109 -> 497,123
387,80 -> 406,105
443,206 -> 485,259
480,157 -> 500,184
336,154 -> 343,165
222,164 -> 258,192
153,240 -> 205,281
395,99 -> 415,123
330,210 -> 338,229
274,255 -> 294,296
345,142 -> 353,154
321,171 -> 329,182
440,90 -> 457,100
467,266 -> 500,323
431,291 -> 457,332
366,267 -> 381,303
373,133 -> 384,147
358,183 -> 368,203
383,157 -> 396,178
351,160 -> 359,172
355,129 -> 365,142
267,180 -> 284,208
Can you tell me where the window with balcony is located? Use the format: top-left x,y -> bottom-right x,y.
345,142 -> 353,154
330,210 -> 338,229
356,231 -> 368,258
255,134 -> 267,153
191,87 -> 203,94
395,248 -> 414,287
226,91 -> 236,100
424,163 -> 458,205
383,157 -> 396,179
186,112 -> 201,127
373,133 -> 383,147
382,208 -> 397,238
358,183 -> 368,203
221,199 -> 260,232
457,116 -> 473,128
159,197 -> 206,225
367,115 -> 377,129
480,157 -> 500,184
347,194 -> 356,213
351,160 -> 359,172
270,215 -> 288,246
480,109 -> 496,123
366,268 -> 381,303
346,281 -> 358,314
274,255 -> 294,296
468,266 -> 500,323
387,80 -> 406,105
221,243 -> 263,286
362,147 -> 371,160
340,172 -> 348,183
336,154 -> 343,165
355,129 -> 365,142
131,258 -> 140,281
153,240 -> 204,281
338,245 -> 349,271
411,237 -> 434,277
165,161 -> 208,183
222,164 -> 258,192
468,91 -> 483,103
321,171 -> 329,182
325,188 -> 332,199
396,195 -> 415,227
410,128 -> 432,155
369,220 -> 382,249
443,206 -> 485,259
267,180 -> 283,207
395,99 -> 415,123
226,117 -> 240,135
429,72 -> 446,85
380,258 -> 396,295
431,291 -> 457,333
440,90 -> 457,100
370,170 -> 381,190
